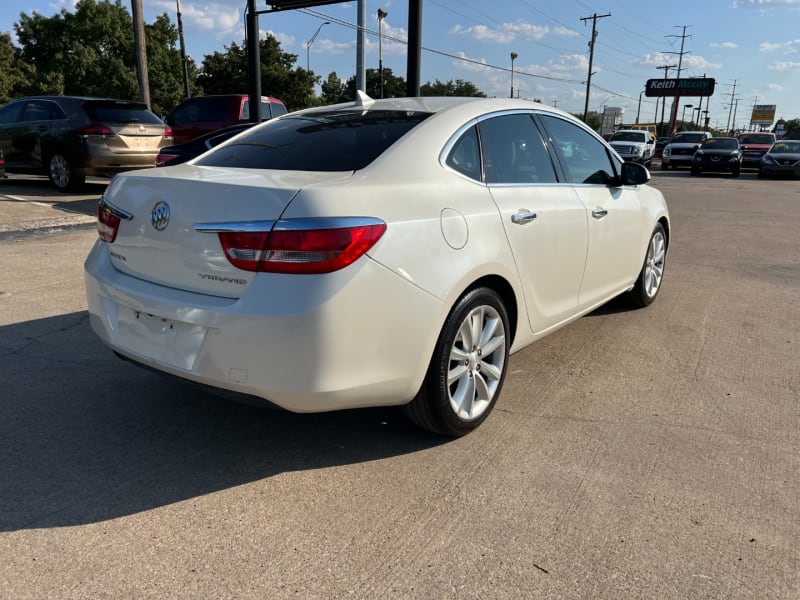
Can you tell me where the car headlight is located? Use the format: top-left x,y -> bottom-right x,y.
729,152 -> 740,162
664,148 -> 671,156
694,152 -> 703,161
762,155 -> 776,165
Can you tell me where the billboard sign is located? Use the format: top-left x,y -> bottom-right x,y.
645,78 -> 716,97
751,105 -> 777,126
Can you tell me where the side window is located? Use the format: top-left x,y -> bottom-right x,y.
241,100 -> 250,121
445,125 -> 481,181
260,101 -> 270,119
478,113 -> 558,184
0,101 -> 25,124
21,100 -> 52,122
270,101 -> 287,117
540,115 -> 617,185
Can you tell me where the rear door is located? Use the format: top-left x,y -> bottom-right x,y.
0,100 -> 26,166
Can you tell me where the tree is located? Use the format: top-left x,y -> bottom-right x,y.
198,36 -> 318,111
420,78 -> 485,97
10,0 -> 200,115
777,118 -> 800,139
320,72 -> 349,105
345,68 -> 406,99
574,111 -> 602,132
0,32 -> 34,103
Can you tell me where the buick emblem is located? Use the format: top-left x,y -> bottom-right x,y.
151,201 -> 170,231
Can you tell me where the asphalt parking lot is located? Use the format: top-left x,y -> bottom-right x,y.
1,166 -> 798,598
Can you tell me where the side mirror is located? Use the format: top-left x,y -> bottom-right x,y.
618,161 -> 650,186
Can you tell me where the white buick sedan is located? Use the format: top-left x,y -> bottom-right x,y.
85,95 -> 669,437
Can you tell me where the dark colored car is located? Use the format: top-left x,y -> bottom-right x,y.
690,137 -> 742,177
155,123 -> 254,167
0,96 -> 172,191
758,140 -> 800,178
164,95 -> 286,144
738,132 -> 776,169
0,147 -> 5,180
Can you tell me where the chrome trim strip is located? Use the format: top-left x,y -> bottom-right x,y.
193,217 -> 385,233
99,196 -> 133,221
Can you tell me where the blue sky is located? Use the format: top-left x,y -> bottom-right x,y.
2,0 -> 799,128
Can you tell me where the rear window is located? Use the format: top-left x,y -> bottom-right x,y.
83,102 -> 163,124
196,110 -> 431,171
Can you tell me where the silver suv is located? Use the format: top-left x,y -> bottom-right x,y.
661,131 -> 713,170
608,130 -> 655,166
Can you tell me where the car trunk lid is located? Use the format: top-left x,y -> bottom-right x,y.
102,165 -> 351,297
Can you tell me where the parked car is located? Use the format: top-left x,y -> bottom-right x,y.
690,137 -> 742,177
608,129 -> 655,165
85,95 -> 670,437
661,131 -> 713,170
737,132 -> 776,169
0,96 -> 172,191
758,139 -> 800,178
654,136 -> 670,159
155,123 -> 254,167
164,94 -> 286,144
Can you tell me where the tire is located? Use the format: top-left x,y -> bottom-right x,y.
731,167 -> 740,178
403,287 -> 510,437
626,223 -> 667,309
660,161 -> 668,171
690,167 -> 700,176
48,153 -> 85,192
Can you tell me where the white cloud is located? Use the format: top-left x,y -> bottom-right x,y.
759,42 -> 784,51
733,0 -> 800,7
450,21 -> 574,44
767,83 -> 784,91
759,39 -> 800,53
769,61 -> 800,70
709,42 -> 738,49
264,30 -> 295,48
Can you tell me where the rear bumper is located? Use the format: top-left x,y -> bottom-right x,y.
84,240 -> 444,413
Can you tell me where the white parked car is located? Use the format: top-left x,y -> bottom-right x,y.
608,129 -> 655,165
85,95 -> 670,437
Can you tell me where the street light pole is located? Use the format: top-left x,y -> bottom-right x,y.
377,8 -> 387,98
306,21 -> 330,72
510,52 -> 517,99
681,104 -> 693,129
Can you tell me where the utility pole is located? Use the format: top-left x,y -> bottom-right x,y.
356,0 -> 366,93
664,25 -> 692,135
725,79 -> 738,134
581,12 -> 611,123
176,0 -> 190,99
131,0 -> 150,108
656,64 -> 677,136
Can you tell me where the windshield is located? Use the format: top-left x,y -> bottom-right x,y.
738,134 -> 775,145
195,110 -> 431,171
702,138 -> 738,150
671,133 -> 707,143
610,131 -> 646,142
771,141 -> 800,153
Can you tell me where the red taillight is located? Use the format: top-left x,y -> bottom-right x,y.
155,153 -> 179,167
97,203 -> 121,243
164,125 -> 173,141
218,224 -> 386,274
77,122 -> 115,137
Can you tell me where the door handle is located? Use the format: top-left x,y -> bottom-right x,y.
511,211 -> 537,224
592,208 -> 608,219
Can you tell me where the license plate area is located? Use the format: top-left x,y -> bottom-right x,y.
116,306 -> 207,371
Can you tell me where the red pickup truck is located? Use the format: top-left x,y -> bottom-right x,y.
737,132 -> 776,169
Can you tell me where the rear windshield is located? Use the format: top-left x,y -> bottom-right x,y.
196,110 -> 431,171
671,133 -> 707,143
83,101 -> 163,124
738,134 -> 775,144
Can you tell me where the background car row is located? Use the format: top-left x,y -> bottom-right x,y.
0,94 -> 285,191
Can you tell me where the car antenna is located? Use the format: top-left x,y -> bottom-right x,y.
355,90 -> 375,108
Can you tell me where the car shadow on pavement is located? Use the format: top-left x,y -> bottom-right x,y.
0,312 -> 445,532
